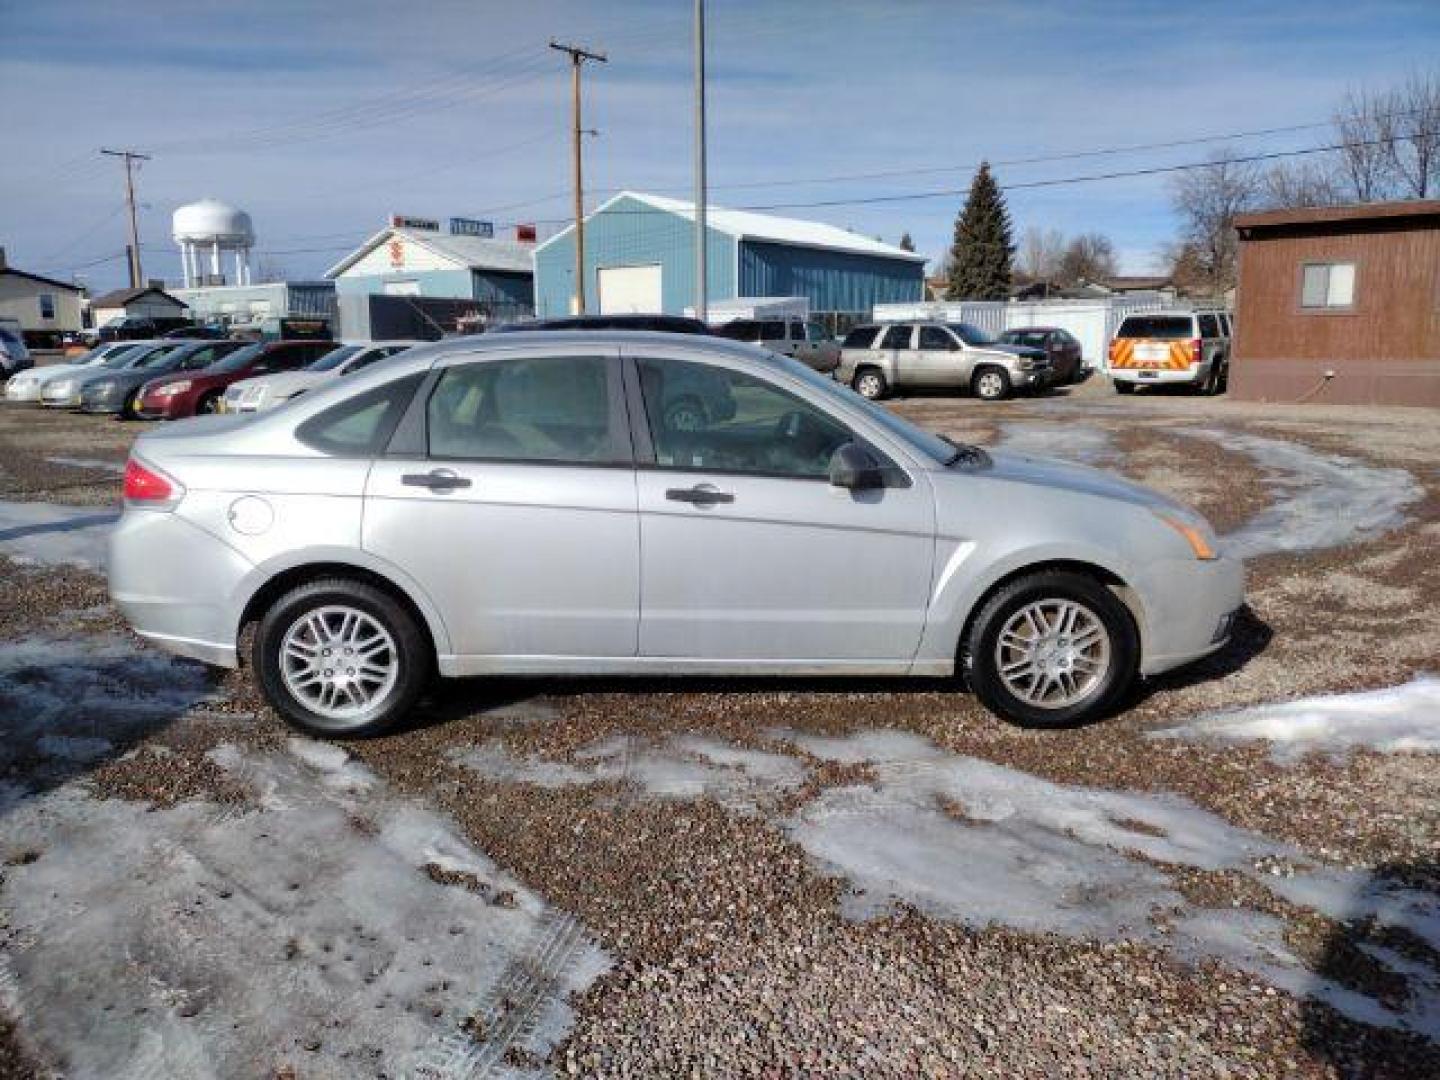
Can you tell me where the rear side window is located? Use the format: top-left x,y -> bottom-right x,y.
1117,316 -> 1193,340
788,321 -> 806,341
1198,313 -> 1220,338
842,326 -> 878,348
297,373 -> 424,458
426,355 -> 624,465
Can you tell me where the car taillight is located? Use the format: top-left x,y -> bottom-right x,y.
123,458 -> 183,507
1190,338 -> 1202,365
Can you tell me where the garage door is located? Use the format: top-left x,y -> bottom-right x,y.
597,265 -> 662,314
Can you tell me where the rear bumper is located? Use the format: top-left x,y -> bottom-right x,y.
1111,364 -> 1207,386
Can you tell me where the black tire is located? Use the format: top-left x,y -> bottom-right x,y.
852,366 -> 888,400
196,390 -> 223,415
964,570 -> 1139,729
253,577 -> 430,738
1113,381 -> 1136,395
971,366 -> 1012,401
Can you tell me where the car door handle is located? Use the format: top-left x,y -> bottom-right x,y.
402,468 -> 471,491
666,484 -> 734,505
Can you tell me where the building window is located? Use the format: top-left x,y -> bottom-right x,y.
1301,262 -> 1355,309
38,293 -> 56,319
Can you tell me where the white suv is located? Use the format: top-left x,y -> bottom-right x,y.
1108,310 -> 1230,395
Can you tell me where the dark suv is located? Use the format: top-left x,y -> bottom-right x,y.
997,327 -> 1087,385
96,316 -> 195,343
493,314 -> 712,335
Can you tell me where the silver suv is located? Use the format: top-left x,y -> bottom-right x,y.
837,322 -> 1050,400
713,318 -> 841,374
109,331 -> 1241,739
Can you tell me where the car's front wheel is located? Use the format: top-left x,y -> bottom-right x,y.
253,578 -> 430,738
971,366 -> 1012,401
852,366 -> 888,400
965,570 -> 1138,728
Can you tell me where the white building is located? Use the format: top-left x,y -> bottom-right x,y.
0,248 -> 83,346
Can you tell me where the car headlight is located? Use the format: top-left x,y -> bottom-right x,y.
154,380 -> 192,397
1152,508 -> 1219,561
49,380 -> 74,395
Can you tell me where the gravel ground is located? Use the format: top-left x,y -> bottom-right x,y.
0,378 -> 1437,1078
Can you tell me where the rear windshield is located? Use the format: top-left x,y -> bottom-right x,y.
842,326 -> 878,348
1117,316 -> 1193,339
307,345 -> 362,372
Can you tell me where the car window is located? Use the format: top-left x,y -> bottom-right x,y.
805,322 -> 826,343
715,321 -> 759,342
636,355 -> 857,481
757,320 -> 786,340
842,326 -> 878,349
879,325 -> 912,350
131,345 -> 185,369
297,374 -> 425,458
345,348 -> 392,374
918,326 -> 955,350
1198,313 -> 1220,338
788,321 -> 807,341
1117,316 -> 1193,339
427,354 -> 620,464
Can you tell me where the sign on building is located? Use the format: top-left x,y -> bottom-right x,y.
389,214 -> 440,232
449,217 -> 495,238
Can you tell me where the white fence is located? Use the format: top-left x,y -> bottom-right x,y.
872,295 -> 1176,370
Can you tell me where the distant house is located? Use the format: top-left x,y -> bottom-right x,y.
325,225 -> 534,322
0,248 -> 83,346
89,285 -> 188,328
1231,199 -> 1440,406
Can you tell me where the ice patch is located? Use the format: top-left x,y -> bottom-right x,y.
45,456 -> 125,475
0,741 -> 608,1079
777,729 -> 1440,1038
997,421 -> 1119,466
1153,677 -> 1440,762
0,499 -> 117,570
1180,430 -> 1423,558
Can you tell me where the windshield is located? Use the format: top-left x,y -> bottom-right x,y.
1003,331 -> 1050,348
772,354 -> 962,466
206,343 -> 266,373
947,322 -> 994,346
102,344 -> 147,368
306,345 -> 362,373
131,344 -> 186,369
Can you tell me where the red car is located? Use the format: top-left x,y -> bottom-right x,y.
134,339 -> 336,419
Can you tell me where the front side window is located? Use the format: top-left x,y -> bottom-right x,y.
427,354 -> 620,464
880,325 -> 913,350
805,322 -> 826,343
637,356 -> 857,480
1198,313 -> 1220,338
789,321 -> 807,341
918,326 -> 955,350
842,326 -> 878,349
1301,263 -> 1355,309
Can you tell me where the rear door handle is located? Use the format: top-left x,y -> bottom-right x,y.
402,468 -> 471,491
666,483 -> 734,505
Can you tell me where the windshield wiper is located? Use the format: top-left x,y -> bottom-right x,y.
938,433 -> 990,467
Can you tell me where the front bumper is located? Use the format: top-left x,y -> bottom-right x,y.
3,380 -> 42,402
1136,554 -> 1245,676
39,388 -> 82,408
79,384 -> 128,414
133,394 -> 189,420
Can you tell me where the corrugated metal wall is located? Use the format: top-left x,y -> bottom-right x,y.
738,241 -> 923,317
534,195 -> 737,317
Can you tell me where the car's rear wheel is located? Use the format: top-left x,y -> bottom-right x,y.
965,570 -> 1138,729
196,390 -> 223,415
254,578 -> 430,738
852,367 -> 888,400
971,366 -> 1011,401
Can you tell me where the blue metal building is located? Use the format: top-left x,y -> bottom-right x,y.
533,191 -> 925,324
326,226 -> 534,322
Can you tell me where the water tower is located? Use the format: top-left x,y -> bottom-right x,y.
173,198 -> 255,287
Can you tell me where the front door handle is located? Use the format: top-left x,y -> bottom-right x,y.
666,483 -> 734,506
402,468 -> 471,491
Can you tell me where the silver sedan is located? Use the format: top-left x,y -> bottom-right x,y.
109,331 -> 1243,738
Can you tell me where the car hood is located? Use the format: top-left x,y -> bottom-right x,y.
231,371 -> 324,396
966,448 -> 1191,514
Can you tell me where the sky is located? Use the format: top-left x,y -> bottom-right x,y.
2,0 -> 1438,293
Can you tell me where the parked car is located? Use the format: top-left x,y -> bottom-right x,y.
40,341 -> 184,408
0,325 -> 33,377
79,339 -> 251,417
712,318 -> 841,374
110,330 -> 1242,740
95,316 -> 194,343
997,327 -> 1088,386
134,339 -> 337,420
837,322 -> 1051,401
4,341 -> 139,401
492,314 -> 712,335
1108,310 -> 1230,395
162,324 -> 231,340
221,341 -> 420,414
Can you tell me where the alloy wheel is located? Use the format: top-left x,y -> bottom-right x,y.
993,599 -> 1111,709
279,605 -> 399,721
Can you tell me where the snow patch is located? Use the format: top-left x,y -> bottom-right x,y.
1180,430 -> 1423,558
0,499 -> 117,570
45,456 -> 125,475
1153,677 -> 1440,762
997,422 -> 1119,466
0,741 -> 607,1079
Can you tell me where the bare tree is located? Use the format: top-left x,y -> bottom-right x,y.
1334,86 -> 1401,202
1058,232 -> 1117,285
1168,152 -> 1261,296
1389,70 -> 1440,198
1018,226 -> 1065,281
1263,158 -> 1344,209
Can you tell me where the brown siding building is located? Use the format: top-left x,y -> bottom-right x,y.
1230,200 -> 1440,407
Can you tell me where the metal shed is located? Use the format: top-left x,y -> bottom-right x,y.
533,191 -> 925,327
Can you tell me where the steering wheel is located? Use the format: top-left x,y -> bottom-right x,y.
774,409 -> 815,441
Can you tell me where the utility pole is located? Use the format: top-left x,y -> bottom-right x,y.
549,41 -> 606,315
101,148 -> 150,288
693,0 -> 708,321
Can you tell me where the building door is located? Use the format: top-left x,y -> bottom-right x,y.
597,265 -> 663,314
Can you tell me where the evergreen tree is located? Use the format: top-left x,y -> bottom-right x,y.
945,163 -> 1014,299
899,231 -> 916,252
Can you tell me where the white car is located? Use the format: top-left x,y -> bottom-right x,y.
221,341 -> 418,413
3,341 -> 143,402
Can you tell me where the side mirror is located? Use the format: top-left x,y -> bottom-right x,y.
829,442 -> 885,491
